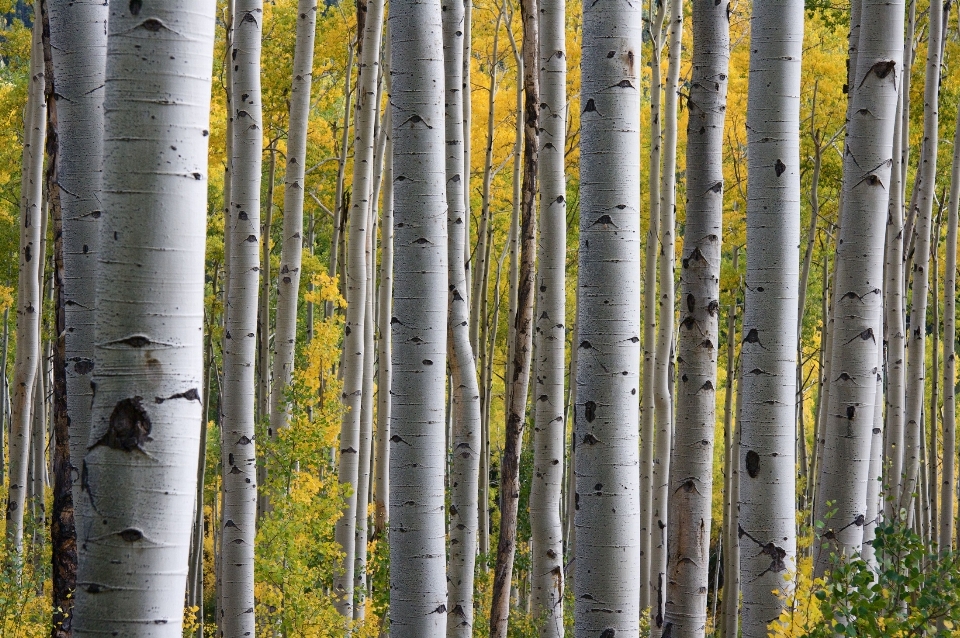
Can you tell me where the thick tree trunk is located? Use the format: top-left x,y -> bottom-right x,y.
664,3 -> 729,636
941,106 -> 960,552
333,0 -> 384,616
388,0 -> 449,632
640,0 -> 666,611
529,0 -> 566,633
489,2 -> 537,634
574,0 -> 642,635
6,12 -> 45,553
898,0 -> 941,522
651,1 -> 681,632
71,3 -> 215,633
443,2 -> 482,635
220,1 -> 263,634
814,0 -> 904,574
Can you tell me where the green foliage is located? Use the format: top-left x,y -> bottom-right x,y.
776,520 -> 960,637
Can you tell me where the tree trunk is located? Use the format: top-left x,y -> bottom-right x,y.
270,0 -> 318,440
814,0 -> 904,574
940,106 -> 960,552
639,0 -> 666,611
6,11 -> 45,554
574,0 -> 642,635
738,1 -> 803,632
489,2 -> 537,634
443,2 -> 482,635
719,249 -> 740,638
71,2 -> 215,633
664,2 -> 729,635
220,1 -> 263,634
898,0 -> 942,521
388,0 -> 448,631
529,0 -> 565,633
652,0 -> 681,632
333,0 -> 383,616
328,41 -> 355,319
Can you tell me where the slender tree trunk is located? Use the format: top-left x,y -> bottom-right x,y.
71,3 -> 215,633
388,0 -> 449,631
652,1 -> 681,632
489,2 -> 538,634
443,2 -> 482,635
814,0 -> 904,574
720,249 -> 740,638
258,146 -> 275,433
462,0 -> 473,302
664,3 -> 729,636
563,322 -> 578,565
899,0 -> 942,520
270,0 -> 318,437
738,1 -> 803,632
574,0 -> 642,635
333,0 -> 384,616
529,0 -> 565,632
884,85 -> 906,519
640,0 -> 666,611
929,213 -> 942,541
328,41 -> 355,319
941,106 -> 960,552
6,12 -> 45,553
220,1 -> 263,633
505,20 -> 522,409
0,308 -> 8,486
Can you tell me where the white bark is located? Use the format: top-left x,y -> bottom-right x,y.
6,13 -> 45,552
220,1 -> 263,634
574,0 -> 642,634
47,0 -> 107,548
862,335 -> 884,567
71,2 -> 215,633
738,1 -> 803,633
334,0 -> 384,616
652,0 -> 681,632
530,0 -> 565,632
941,106 -> 960,552
664,2 -> 728,635
388,0 -> 449,632
640,0 -> 666,611
443,1 -> 482,634
814,0 -> 904,574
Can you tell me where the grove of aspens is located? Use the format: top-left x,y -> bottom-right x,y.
0,0 -> 958,636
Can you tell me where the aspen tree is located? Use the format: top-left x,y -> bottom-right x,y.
941,107 -> 960,552
664,1 -> 729,635
334,0 -> 384,615
47,0 -> 107,562
443,1 -> 482,635
814,0 -> 904,574
575,0 -> 642,634
862,333 -> 885,567
529,0 -> 566,631
640,0 -> 667,610
388,0 -> 449,631
71,1 -> 215,633
900,0 -> 943,520
738,0 -> 804,633
220,0 -> 263,633
490,0 -> 537,632
6,11 -> 45,553
652,0 -> 681,631
720,249 -> 740,638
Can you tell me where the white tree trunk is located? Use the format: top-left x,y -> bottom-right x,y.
664,2 -> 728,635
651,0 -> 681,632
574,0 -> 642,634
71,2 -> 215,633
529,0 -> 565,633
6,13 -> 45,552
814,0 -> 904,574
443,1 -> 482,635
220,1 -> 263,633
738,1 -> 803,633
47,0 -> 107,550
899,0 -> 943,520
388,0 -> 449,632
269,0 -> 318,445
334,0 -> 384,616
940,106 -> 960,551
639,0 -> 666,611
862,337 -> 885,567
